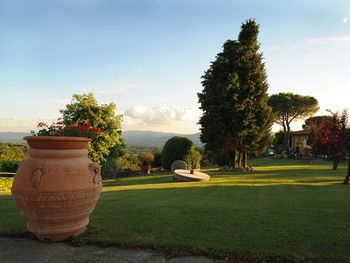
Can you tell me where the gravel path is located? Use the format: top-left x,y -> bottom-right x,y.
0,237 -> 224,263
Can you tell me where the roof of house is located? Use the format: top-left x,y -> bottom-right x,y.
290,130 -> 311,136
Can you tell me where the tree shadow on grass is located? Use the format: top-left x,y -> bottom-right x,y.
86,183 -> 350,261
247,156 -> 338,167
205,171 -> 346,186
1,182 -> 350,261
102,173 -> 174,187
102,165 -> 347,189
208,166 -> 347,179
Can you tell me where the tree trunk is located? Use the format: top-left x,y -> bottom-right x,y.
236,151 -> 242,168
228,150 -> 236,168
225,152 -> 230,168
242,152 -> 247,168
232,150 -> 236,168
284,122 -> 291,151
283,134 -> 289,151
342,160 -> 350,184
332,158 -> 339,170
282,121 -> 287,150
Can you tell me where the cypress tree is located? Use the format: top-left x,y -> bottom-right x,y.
198,19 -> 274,167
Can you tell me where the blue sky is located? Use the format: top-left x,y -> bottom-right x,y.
1,0 -> 350,133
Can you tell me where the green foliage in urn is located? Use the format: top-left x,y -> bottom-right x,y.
268,92 -> 319,150
198,19 -> 274,167
60,93 -> 124,164
161,136 -> 202,170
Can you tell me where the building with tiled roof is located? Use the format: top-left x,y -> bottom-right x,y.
290,129 -> 311,152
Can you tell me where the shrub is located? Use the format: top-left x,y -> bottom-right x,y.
0,177 -> 13,192
115,153 -> 140,171
0,143 -> 26,162
185,147 -> 202,169
138,151 -> 154,165
101,161 -> 119,178
152,152 -> 162,167
273,130 -> 288,154
0,161 -> 21,174
161,136 -> 202,170
102,153 -> 141,178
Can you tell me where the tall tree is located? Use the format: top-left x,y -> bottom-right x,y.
305,115 -> 332,128
268,93 -> 319,150
309,110 -> 350,178
60,93 -> 124,164
198,41 -> 237,166
198,19 -> 274,167
234,20 -> 274,167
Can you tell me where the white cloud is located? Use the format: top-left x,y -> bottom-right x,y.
123,105 -> 201,133
305,35 -> 350,44
125,105 -> 200,124
269,34 -> 350,50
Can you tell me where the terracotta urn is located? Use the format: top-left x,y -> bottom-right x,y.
11,136 -> 102,242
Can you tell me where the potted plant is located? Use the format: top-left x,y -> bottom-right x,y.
11,121 -> 103,241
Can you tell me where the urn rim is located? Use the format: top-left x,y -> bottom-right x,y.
24,136 -> 90,149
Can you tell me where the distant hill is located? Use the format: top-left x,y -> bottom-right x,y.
122,130 -> 203,148
0,131 -> 203,148
0,132 -> 30,144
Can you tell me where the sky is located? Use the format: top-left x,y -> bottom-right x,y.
1,0 -> 350,134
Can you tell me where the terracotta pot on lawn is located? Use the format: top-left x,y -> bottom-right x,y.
11,136 -> 102,242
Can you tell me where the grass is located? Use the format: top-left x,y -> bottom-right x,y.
1,157 -> 349,261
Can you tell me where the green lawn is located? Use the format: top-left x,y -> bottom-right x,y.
1,158 -> 349,261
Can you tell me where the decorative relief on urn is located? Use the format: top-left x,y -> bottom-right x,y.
89,163 -> 102,185
31,166 -> 48,188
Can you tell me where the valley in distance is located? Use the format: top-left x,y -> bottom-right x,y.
0,130 -> 203,151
